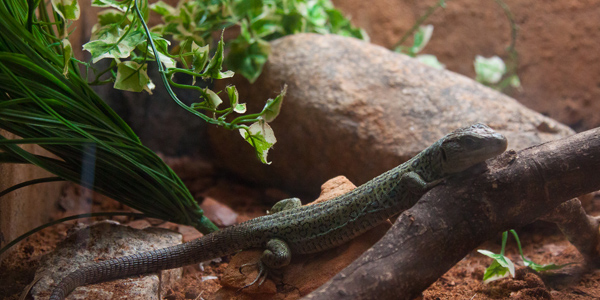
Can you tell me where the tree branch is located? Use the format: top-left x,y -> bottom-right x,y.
303,127 -> 600,300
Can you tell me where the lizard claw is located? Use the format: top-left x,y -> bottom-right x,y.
237,261 -> 268,292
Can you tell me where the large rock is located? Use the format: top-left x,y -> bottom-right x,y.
32,221 -> 182,300
332,0 -> 600,131
209,33 -> 574,195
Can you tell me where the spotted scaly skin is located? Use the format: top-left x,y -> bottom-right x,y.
49,123 -> 507,300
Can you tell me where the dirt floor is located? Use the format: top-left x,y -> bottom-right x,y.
1,157 -> 600,300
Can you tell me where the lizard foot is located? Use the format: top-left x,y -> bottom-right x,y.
237,261 -> 269,291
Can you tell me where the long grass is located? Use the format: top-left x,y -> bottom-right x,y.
0,0 -> 218,252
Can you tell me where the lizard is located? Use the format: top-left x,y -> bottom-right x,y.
48,123 -> 507,300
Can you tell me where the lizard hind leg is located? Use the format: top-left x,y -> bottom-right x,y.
239,238 -> 292,290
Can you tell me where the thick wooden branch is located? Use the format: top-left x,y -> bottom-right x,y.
303,127 -> 600,300
540,198 -> 600,263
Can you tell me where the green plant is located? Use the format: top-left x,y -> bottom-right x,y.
393,0 -> 521,92
147,0 -> 367,82
474,55 -> 520,90
395,24 -> 444,69
83,0 -> 365,163
0,0 -> 225,256
0,0 -> 364,255
477,230 -> 572,283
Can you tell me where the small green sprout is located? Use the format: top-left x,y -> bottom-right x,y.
478,230 -> 574,283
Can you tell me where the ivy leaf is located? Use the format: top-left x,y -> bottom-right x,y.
202,32 -> 234,79
281,11 -> 303,34
305,1 -> 328,27
226,38 -> 271,83
149,0 -> 176,16
192,88 -> 223,111
144,36 -> 176,70
61,38 -> 72,77
204,88 -> 223,109
97,9 -> 128,27
508,74 -> 521,88
51,0 -> 80,20
233,0 -> 263,18
523,258 -> 573,272
191,42 -> 209,66
239,120 -> 276,164
478,250 -> 515,283
411,25 -> 434,54
416,54 -> 445,70
114,61 -> 151,93
474,55 -> 506,84
191,41 -> 209,74
482,259 -> 511,283
226,85 -> 246,114
92,0 -> 130,12
83,27 -> 146,63
262,85 -> 286,122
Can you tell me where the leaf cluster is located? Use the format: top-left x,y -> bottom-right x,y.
149,0 -> 367,82
83,0 -> 362,162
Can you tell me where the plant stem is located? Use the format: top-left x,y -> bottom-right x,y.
393,0 -> 447,51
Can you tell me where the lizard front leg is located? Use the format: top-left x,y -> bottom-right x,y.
400,171 -> 444,194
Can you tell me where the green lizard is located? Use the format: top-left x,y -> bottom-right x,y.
48,123 -> 507,300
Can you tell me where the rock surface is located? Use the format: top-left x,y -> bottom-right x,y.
209,33 -> 575,195
32,221 -> 182,300
214,176 -> 391,299
332,0 -> 600,131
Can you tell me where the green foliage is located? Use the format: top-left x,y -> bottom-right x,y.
477,231 -> 515,283
81,0 -> 284,162
478,249 -> 515,282
82,0 -> 363,163
393,0 -> 521,92
474,55 -> 521,91
0,0 -> 218,251
395,24 -> 444,70
51,0 -> 81,20
146,0 -> 367,82
85,0 -> 366,86
478,230 -> 573,283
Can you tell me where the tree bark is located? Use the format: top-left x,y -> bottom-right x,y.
303,127 -> 600,300
540,198 -> 600,264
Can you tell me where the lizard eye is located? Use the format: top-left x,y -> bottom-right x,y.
440,148 -> 447,162
463,137 -> 476,148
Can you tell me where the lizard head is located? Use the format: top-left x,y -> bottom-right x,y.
439,123 -> 507,174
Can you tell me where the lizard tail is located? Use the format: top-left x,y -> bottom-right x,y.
48,236 -> 226,300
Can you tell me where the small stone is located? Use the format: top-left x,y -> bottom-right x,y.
312,176 -> 357,205
178,225 -> 203,242
200,197 -> 238,227
126,219 -> 152,229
